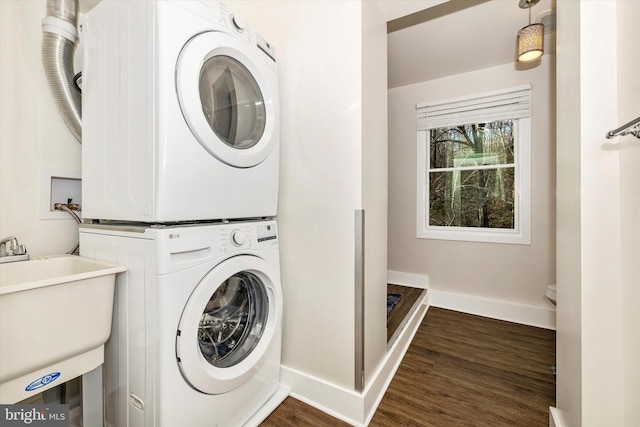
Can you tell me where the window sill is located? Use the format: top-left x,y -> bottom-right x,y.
417,228 -> 531,245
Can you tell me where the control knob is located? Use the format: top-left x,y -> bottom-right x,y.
231,14 -> 245,32
230,229 -> 246,247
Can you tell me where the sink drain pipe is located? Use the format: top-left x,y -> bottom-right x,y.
42,0 -> 82,143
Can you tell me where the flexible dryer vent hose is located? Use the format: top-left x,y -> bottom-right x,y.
42,0 -> 82,143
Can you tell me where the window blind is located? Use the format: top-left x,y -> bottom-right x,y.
417,84 -> 531,130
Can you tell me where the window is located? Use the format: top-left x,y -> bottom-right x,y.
416,85 -> 531,245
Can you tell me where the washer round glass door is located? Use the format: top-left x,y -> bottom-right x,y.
176,255 -> 280,395
176,31 -> 277,168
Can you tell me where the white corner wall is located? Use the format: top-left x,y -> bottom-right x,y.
576,4 -> 624,423
554,2 -> 582,424
361,0 -> 388,389
618,2 -> 640,425
555,1 -> 635,425
388,58 -> 556,318
0,0 -> 81,256
229,0 -> 388,400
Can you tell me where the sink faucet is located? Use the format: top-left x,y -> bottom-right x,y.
0,236 -> 19,255
0,236 -> 29,263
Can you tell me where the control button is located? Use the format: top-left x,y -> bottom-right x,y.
257,35 -> 276,61
231,229 -> 246,246
231,14 -> 245,32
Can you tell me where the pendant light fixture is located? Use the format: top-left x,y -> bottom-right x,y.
517,0 -> 544,62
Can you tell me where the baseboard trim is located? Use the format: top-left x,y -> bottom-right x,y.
279,366 -> 364,426
549,406 -> 564,427
363,295 -> 428,425
429,289 -> 556,330
280,294 -> 429,426
387,270 -> 429,289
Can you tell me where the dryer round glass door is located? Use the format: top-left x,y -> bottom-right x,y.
176,31 -> 278,168
176,255 -> 281,395
199,55 -> 266,151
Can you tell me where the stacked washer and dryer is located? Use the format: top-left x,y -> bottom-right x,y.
78,1 -> 285,426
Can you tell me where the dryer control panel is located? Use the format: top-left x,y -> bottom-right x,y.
219,2 -> 276,62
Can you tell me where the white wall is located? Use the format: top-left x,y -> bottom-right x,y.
618,2 -> 640,425
0,0 -> 81,256
229,0 -> 388,392
576,4 -> 624,424
361,0 -> 388,386
555,1 -> 582,423
388,58 -> 556,313
555,1 -> 638,425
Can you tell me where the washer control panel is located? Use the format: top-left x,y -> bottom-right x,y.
217,221 -> 278,252
147,220 -> 278,272
256,223 -> 277,243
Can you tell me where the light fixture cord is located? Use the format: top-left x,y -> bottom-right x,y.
528,1 -> 532,25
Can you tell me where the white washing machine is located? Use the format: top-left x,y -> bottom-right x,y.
79,220 -> 285,426
81,0 -> 279,222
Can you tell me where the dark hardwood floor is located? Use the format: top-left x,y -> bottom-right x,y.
261,307 -> 556,427
259,395 -> 350,427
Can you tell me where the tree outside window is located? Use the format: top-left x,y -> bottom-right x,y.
428,120 -> 515,229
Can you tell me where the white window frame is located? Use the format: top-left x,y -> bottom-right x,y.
416,85 -> 532,245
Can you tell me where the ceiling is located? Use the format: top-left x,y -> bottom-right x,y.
381,0 -> 556,89
78,0 -> 555,90
376,0 -> 450,21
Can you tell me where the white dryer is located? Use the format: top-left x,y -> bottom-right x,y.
79,220 -> 285,426
81,0 -> 279,222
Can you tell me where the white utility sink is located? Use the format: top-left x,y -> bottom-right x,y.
0,255 -> 125,403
